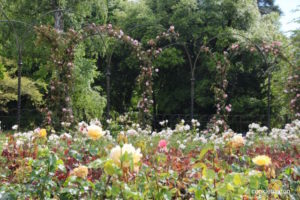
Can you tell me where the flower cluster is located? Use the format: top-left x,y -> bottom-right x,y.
286,66 -> 300,119
109,143 -> 142,171
1,118 -> 299,199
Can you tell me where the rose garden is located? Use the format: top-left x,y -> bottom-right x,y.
0,1 -> 299,199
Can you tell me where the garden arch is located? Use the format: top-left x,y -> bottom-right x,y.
35,24 -> 177,128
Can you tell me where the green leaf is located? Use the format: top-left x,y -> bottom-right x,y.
104,160 -> 116,176
198,145 -> 213,161
111,184 -> 121,196
203,168 -> 215,180
88,158 -> 105,169
233,173 -> 242,186
193,162 -> 206,169
249,176 -> 259,190
226,183 -> 234,191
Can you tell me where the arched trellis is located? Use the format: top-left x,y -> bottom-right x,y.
35,23 -> 178,128
91,23 -> 173,119
0,2 -> 68,130
227,34 -> 294,129
158,31 -> 293,130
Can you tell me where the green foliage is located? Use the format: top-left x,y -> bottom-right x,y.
71,44 -> 106,121
0,70 -> 43,113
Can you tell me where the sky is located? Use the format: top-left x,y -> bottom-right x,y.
275,0 -> 300,36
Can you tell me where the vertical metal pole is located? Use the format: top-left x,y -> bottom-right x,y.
152,90 -> 157,130
106,55 -> 111,118
17,49 -> 22,130
267,72 -> 271,131
191,75 -> 195,120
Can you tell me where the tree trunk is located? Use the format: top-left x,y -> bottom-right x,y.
53,0 -> 63,31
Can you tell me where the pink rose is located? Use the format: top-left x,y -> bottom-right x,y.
225,105 -> 231,112
158,139 -> 167,148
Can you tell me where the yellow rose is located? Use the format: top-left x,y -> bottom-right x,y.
269,180 -> 281,191
109,145 -> 122,166
132,148 -> 142,164
252,155 -> 272,166
70,166 -> 88,179
109,144 -> 142,170
39,129 -> 47,138
87,125 -> 104,140
266,167 -> 276,179
231,134 -> 245,148
117,132 -> 128,144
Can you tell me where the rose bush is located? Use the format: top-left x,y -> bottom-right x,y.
0,118 -> 299,199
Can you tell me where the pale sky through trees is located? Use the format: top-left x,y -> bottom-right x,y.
275,0 -> 300,36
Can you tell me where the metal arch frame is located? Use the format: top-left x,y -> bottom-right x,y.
147,30 -> 293,129
0,3 -> 70,130
85,23 -> 178,121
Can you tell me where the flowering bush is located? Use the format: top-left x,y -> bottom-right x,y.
0,119 -> 299,199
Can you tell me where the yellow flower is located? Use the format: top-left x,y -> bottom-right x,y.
269,180 -> 281,191
109,144 -> 142,171
231,134 -> 245,148
39,129 -> 47,138
252,155 -> 272,166
117,132 -> 128,144
266,166 -> 276,179
70,166 -> 88,179
109,145 -> 122,166
87,125 -> 104,140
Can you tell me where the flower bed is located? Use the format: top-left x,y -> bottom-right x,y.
0,119 -> 299,199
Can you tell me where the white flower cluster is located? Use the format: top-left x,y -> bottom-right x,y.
159,120 -> 168,126
78,121 -> 88,134
126,129 -> 138,136
191,119 -> 200,127
175,120 -> 190,132
246,123 -> 268,138
176,140 -> 186,150
193,134 -> 207,143
13,131 -> 35,148
269,120 -> 300,144
90,118 -> 102,126
152,128 -> 174,139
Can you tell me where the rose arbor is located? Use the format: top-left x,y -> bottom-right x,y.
35,24 -> 178,128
